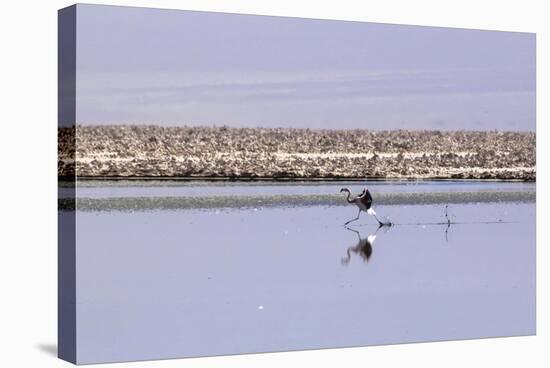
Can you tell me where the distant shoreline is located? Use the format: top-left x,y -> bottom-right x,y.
58,126 -> 536,181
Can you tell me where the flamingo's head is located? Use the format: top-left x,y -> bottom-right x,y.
340,188 -> 350,193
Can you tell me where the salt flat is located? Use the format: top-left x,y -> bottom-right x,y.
58,126 -> 536,180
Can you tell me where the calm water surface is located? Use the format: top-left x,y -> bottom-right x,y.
67,181 -> 536,363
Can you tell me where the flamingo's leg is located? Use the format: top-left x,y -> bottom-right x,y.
368,207 -> 387,226
344,208 -> 361,225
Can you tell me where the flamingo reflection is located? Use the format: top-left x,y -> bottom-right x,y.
341,225 -> 387,265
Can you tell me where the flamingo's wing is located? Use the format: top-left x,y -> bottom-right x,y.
358,188 -> 373,209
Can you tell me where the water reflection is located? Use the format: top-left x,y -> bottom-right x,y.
341,225 -> 391,265
340,205 -> 454,265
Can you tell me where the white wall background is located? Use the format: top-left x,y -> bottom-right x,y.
0,1 -> 546,367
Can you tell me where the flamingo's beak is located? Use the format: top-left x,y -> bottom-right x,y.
340,188 -> 345,192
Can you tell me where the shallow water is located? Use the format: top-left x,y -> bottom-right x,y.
65,181 -> 536,364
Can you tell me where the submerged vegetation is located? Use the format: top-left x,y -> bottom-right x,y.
58,125 -> 536,180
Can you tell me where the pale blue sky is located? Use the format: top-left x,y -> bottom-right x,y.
74,4 -> 535,131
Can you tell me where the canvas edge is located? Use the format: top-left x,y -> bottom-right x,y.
58,4 -> 77,365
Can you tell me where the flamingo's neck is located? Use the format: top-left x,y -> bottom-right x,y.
344,190 -> 354,203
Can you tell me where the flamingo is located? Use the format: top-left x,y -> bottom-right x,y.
340,187 -> 387,226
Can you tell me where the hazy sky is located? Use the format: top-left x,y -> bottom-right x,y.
74,4 -> 535,131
